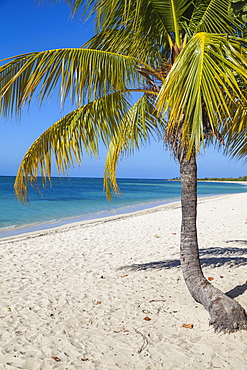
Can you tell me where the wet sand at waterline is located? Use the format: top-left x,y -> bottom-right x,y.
0,193 -> 247,369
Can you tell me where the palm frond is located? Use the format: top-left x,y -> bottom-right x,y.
189,0 -> 240,35
0,48 -> 141,116
220,102 -> 247,160
83,28 -> 166,66
81,0 -> 193,52
14,91 -> 131,202
222,129 -> 247,161
157,33 -> 247,155
104,94 -> 165,199
149,0 -> 193,46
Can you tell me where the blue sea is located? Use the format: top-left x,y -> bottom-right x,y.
0,176 -> 246,238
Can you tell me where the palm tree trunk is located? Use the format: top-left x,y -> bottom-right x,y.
179,150 -> 247,333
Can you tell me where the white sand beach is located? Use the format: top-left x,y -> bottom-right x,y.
0,192 -> 247,369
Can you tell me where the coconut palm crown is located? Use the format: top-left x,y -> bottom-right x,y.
0,0 -> 247,332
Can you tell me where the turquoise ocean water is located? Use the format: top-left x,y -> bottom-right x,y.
0,176 -> 246,238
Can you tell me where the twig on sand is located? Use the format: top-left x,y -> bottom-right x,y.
135,329 -> 149,353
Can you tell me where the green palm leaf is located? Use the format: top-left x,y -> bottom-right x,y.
76,0 -> 192,49
148,0 -> 193,46
188,0 -> 240,35
220,100 -> 247,160
157,33 -> 247,155
222,129 -> 247,160
0,48 -> 141,116
14,91 -> 131,202
83,28 -> 166,66
104,94 -> 165,199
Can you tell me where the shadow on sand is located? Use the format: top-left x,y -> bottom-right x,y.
225,240 -> 247,246
119,245 -> 247,272
119,245 -> 247,298
226,281 -> 247,299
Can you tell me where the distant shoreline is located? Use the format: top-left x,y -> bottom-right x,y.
198,180 -> 247,185
169,179 -> 247,185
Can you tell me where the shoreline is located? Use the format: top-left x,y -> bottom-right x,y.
1,191 -> 247,369
0,192 -> 237,242
0,197 -> 181,240
1,180 -> 246,240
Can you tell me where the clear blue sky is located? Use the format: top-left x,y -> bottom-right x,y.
0,0 -> 246,179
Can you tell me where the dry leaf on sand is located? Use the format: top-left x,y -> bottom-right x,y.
51,357 -> 61,362
181,324 -> 194,329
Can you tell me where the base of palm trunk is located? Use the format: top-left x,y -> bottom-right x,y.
182,272 -> 247,333
207,291 -> 247,333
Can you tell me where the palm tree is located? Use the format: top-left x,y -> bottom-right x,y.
1,0 -> 247,332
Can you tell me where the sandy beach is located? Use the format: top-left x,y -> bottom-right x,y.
0,192 -> 247,369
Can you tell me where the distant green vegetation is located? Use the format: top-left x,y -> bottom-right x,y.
198,176 -> 247,182
169,176 -> 247,182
